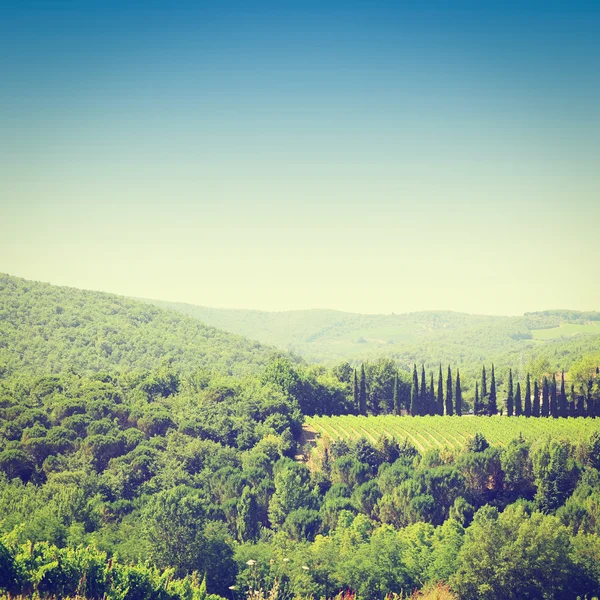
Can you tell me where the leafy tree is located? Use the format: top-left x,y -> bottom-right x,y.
237,485 -> 260,542
268,460 -> 315,527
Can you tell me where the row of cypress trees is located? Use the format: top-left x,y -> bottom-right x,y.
353,362 -> 600,418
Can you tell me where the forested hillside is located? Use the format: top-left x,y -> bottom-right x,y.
2,274 -> 600,599
0,274 -> 278,377
143,299 -> 600,369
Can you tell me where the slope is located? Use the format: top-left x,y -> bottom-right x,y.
0,274 -> 279,377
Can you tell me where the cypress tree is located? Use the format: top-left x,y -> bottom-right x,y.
533,380 -> 540,417
550,374 -> 558,418
559,370 -> 568,417
474,381 -> 480,415
445,366 -> 453,416
489,364 -> 497,415
429,372 -> 436,416
524,373 -> 532,417
482,365 -> 488,398
455,368 -> 462,416
437,364 -> 444,415
410,364 -> 419,416
353,369 -> 359,414
237,486 -> 260,542
393,373 -> 401,416
515,382 -> 522,416
542,376 -> 550,417
420,366 -> 427,417
507,368 -> 514,417
359,364 -> 367,416
569,384 -> 577,417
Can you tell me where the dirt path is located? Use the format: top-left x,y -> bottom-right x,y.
296,423 -> 319,462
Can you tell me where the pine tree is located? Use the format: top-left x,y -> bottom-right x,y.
437,364 -> 444,415
507,368 -> 514,417
359,364 -> 367,416
524,373 -> 532,417
445,366 -> 453,416
455,368 -> 462,416
489,364 -> 497,415
559,370 -> 568,417
474,381 -> 480,415
515,382 -> 522,416
533,380 -> 540,417
429,372 -> 436,416
353,369 -> 359,414
420,366 -> 427,417
550,373 -> 558,418
410,364 -> 419,416
542,376 -> 550,417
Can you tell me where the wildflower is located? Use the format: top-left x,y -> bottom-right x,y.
247,559 -> 257,566
302,565 -> 310,571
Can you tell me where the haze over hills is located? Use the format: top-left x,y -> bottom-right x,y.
142,298 -> 600,371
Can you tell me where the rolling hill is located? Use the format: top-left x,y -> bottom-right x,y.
141,299 -> 600,374
0,273 -> 280,377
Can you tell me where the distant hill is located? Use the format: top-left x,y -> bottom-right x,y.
141,299 -> 600,379
0,274 -> 279,377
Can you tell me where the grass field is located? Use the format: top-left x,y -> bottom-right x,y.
531,323 -> 597,340
305,414 -> 600,453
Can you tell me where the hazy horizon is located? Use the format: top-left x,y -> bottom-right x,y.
1,1 -> 599,315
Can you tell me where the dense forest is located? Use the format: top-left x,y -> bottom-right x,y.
1,274 -> 600,599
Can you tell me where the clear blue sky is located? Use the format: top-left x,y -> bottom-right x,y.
1,1 -> 599,314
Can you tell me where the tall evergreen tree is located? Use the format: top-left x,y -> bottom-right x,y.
393,373 -> 401,416
420,365 -> 427,417
437,364 -> 444,415
359,364 -> 367,416
542,376 -> 550,417
569,384 -> 577,417
455,368 -> 462,416
507,368 -> 514,417
524,373 -> 532,417
559,370 -> 568,417
410,364 -> 419,416
429,372 -> 436,416
488,364 -> 497,415
481,365 -> 488,399
445,366 -> 454,416
550,374 -> 558,418
237,486 -> 260,542
533,380 -> 540,417
515,382 -> 522,416
474,381 -> 480,415
353,369 -> 359,414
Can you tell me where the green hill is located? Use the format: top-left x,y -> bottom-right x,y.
140,300 -> 600,374
0,274 -> 279,377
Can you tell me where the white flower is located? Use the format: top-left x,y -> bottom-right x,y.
246,559 -> 257,566
228,585 -> 237,590
282,558 -> 289,563
302,565 -> 310,571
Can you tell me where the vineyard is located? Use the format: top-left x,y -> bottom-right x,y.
305,414 -> 600,452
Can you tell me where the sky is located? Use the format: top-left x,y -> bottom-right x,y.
1,0 -> 599,315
